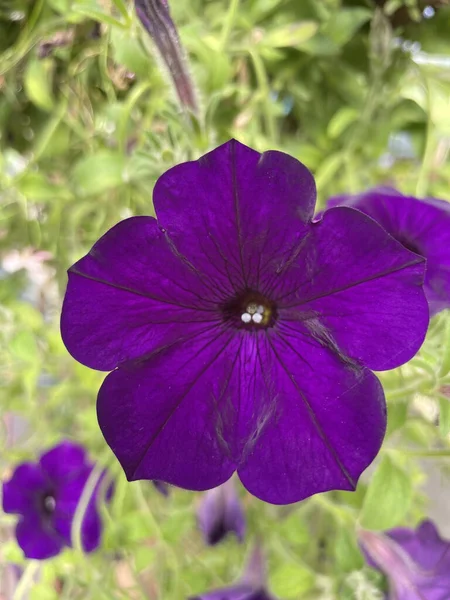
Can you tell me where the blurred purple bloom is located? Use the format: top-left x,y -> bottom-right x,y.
327,189 -> 450,316
61,139 -> 428,504
198,479 -> 245,545
190,545 -> 276,600
2,441 -> 113,559
359,520 -> 450,600
153,480 -> 170,496
134,0 -> 198,112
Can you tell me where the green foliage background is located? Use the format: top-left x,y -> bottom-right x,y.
1,0 -> 450,598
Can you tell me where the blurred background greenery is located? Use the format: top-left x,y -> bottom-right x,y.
1,0 -> 450,598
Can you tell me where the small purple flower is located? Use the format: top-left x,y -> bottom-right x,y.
61,140 -> 429,504
326,189 -> 450,316
359,520 -> 450,599
153,480 -> 170,496
2,441 -> 113,559
190,545 -> 276,600
198,479 -> 245,545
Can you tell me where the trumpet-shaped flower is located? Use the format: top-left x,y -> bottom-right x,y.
61,140 -> 428,504
2,441 -> 112,559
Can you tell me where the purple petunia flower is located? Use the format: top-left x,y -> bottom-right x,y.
60,139 -> 429,505
2,440 -> 113,559
326,188 -> 450,316
198,478 -> 245,546
359,520 -> 450,600
190,545 -> 276,600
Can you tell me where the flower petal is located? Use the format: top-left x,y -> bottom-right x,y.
328,189 -> 450,316
189,586 -> 272,600
198,479 -> 245,545
61,217 -> 220,371
388,520 -> 450,573
276,206 -> 428,371
361,522 -> 450,600
97,328 -> 243,489
15,516 -> 64,559
154,139 -> 316,292
2,464 -> 47,516
238,325 -> 386,504
39,440 -> 88,484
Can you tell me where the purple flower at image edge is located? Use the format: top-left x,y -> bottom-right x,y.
2,440 -> 113,559
326,189 -> 450,316
198,478 -> 245,546
189,545 -> 276,600
61,139 -> 429,505
359,520 -> 450,600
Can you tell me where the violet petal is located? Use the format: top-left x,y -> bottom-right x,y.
61,216 -> 219,371
278,206 -> 428,371
198,479 -> 245,545
15,516 -> 64,560
2,464 -> 48,517
153,140 -> 316,294
327,189 -> 450,316
237,329 -> 385,504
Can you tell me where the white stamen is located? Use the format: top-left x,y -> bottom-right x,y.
44,496 -> 56,512
252,313 -> 263,324
246,303 -> 257,315
241,313 -> 252,323
256,305 -> 264,314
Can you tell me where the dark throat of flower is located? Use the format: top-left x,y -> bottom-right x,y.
40,491 -> 57,519
221,290 -> 277,330
397,235 -> 423,256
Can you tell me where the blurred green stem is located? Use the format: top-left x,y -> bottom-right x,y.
134,483 -> 181,598
13,562 -> 40,600
220,0 -> 240,50
404,449 -> 450,457
249,50 -> 277,143
71,463 -> 107,552
415,72 -> 434,198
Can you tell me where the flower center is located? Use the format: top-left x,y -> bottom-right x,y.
222,290 -> 276,329
41,493 -> 56,516
397,235 -> 422,256
241,302 -> 267,324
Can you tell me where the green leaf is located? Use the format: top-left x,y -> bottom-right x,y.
24,59 -> 54,112
134,545 -> 157,573
110,29 -> 151,78
438,394 -> 450,438
360,455 -> 413,530
262,21 -> 319,49
111,0 -> 130,21
10,331 -> 39,363
386,401 -> 408,437
315,154 -> 343,190
277,512 -> 310,546
72,3 -> 128,28
271,562 -> 315,599
438,317 -> 450,377
334,525 -> 364,573
30,583 -> 59,600
327,107 -> 358,139
71,151 -> 127,196
17,172 -> 71,202
323,8 -> 372,47
298,33 -> 339,56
